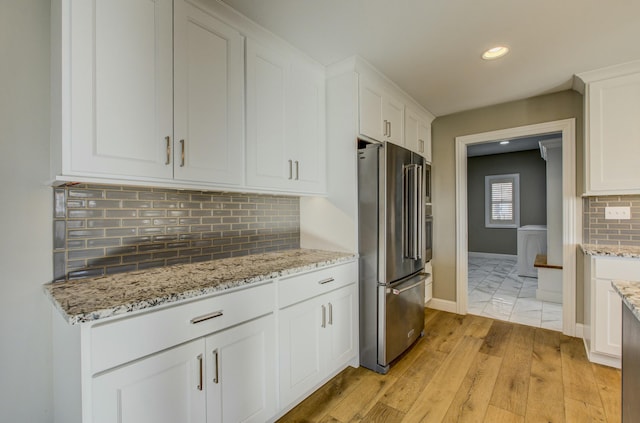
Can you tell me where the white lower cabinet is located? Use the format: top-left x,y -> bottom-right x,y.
92,339 -> 207,423
277,262 -> 358,410
583,254 -> 640,368
205,316 -> 276,423
91,314 -> 275,423
53,261 -> 358,423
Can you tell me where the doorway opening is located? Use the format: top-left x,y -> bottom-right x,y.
455,119 -> 579,336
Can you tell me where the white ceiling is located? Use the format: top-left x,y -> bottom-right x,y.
220,0 -> 640,116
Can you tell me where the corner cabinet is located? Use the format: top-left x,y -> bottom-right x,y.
578,61 -> 640,195
245,39 -> 326,194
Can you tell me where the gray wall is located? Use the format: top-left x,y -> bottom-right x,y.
0,0 -> 53,421
468,150 -> 547,254
431,90 -> 584,320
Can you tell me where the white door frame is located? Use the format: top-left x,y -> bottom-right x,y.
455,118 -> 579,336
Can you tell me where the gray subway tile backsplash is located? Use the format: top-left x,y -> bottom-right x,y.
583,195 -> 640,247
53,184 -> 300,281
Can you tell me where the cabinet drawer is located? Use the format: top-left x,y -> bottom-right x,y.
91,282 -> 274,374
278,261 -> 357,308
593,256 -> 640,280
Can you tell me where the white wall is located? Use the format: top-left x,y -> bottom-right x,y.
0,0 -> 53,421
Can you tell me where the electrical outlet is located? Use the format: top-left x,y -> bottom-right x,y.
605,206 -> 631,220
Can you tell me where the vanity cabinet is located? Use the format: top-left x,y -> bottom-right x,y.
582,254 -> 640,368
277,262 -> 358,409
578,61 -> 640,195
359,77 -> 405,145
405,106 -> 432,162
245,39 -> 326,194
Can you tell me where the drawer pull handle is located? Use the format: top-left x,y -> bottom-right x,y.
212,349 -> 219,384
328,302 -> 333,325
321,305 -> 326,328
190,310 -> 223,324
197,354 -> 203,391
318,277 -> 335,285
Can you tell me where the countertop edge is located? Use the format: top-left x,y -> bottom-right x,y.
612,281 -> 640,323
581,243 -> 640,259
47,251 -> 357,325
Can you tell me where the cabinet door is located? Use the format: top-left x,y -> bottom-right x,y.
68,0 -> 173,180
359,79 -> 385,141
587,72 -> 640,193
278,296 -> 323,407
245,39 -> 290,190
286,63 -> 326,193
173,0 -> 244,185
418,119 -> 432,163
405,109 -> 419,153
92,339 -> 206,423
205,315 -> 276,423
383,94 -> 405,146
324,284 -> 357,373
594,279 -> 622,356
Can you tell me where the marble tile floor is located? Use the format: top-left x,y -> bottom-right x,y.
468,254 -> 563,331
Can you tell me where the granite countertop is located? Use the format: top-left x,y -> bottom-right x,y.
612,281 -> 640,322
45,248 -> 356,325
581,243 -> 640,259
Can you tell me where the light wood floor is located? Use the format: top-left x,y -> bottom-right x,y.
278,309 -> 621,422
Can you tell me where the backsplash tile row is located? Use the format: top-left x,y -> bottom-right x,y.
53,185 -> 300,281
583,195 -> 640,246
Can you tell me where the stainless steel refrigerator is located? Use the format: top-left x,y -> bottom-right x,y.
358,141 -> 428,374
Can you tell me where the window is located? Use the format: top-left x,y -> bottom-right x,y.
485,173 -> 520,228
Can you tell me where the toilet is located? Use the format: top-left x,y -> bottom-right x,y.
517,225 -> 547,277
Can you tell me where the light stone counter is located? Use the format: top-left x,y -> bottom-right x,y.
613,281 -> 640,323
581,243 -> 640,259
45,248 -> 356,324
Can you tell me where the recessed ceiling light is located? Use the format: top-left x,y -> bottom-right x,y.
482,46 -> 509,60
499,140 -> 510,145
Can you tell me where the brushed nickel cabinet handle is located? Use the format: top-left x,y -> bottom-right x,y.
295,160 -> 299,180
388,121 -> 392,138
328,302 -> 333,325
318,277 -> 335,285
383,120 -> 388,137
190,310 -> 223,324
197,354 -> 203,391
212,349 -> 219,384
321,305 -> 326,328
165,136 -> 171,165
180,139 -> 185,167
419,139 -> 425,153
288,159 -> 293,180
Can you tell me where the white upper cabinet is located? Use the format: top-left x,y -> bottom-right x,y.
245,39 -> 326,194
578,61 -> 640,195
359,77 -> 405,145
57,0 -> 174,180
173,0 -> 244,185
405,106 -> 432,162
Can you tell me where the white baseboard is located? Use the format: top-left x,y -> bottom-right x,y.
468,252 -> 517,260
426,298 -> 457,313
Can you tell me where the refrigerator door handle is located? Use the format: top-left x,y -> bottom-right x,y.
417,164 -> 423,260
403,164 -> 421,260
402,165 -> 410,259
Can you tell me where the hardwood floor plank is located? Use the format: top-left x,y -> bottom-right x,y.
381,348 -> 447,413
422,311 -> 470,353
480,319 -> 514,357
441,352 -> 502,423
489,324 -> 535,417
463,314 -> 495,339
328,369 -> 397,422
590,363 -> 621,423
564,397 -> 607,422
278,366 -> 362,422
560,336 -> 603,408
525,328 -> 565,423
402,335 -> 484,422
484,405 -> 525,423
357,402 -> 405,423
